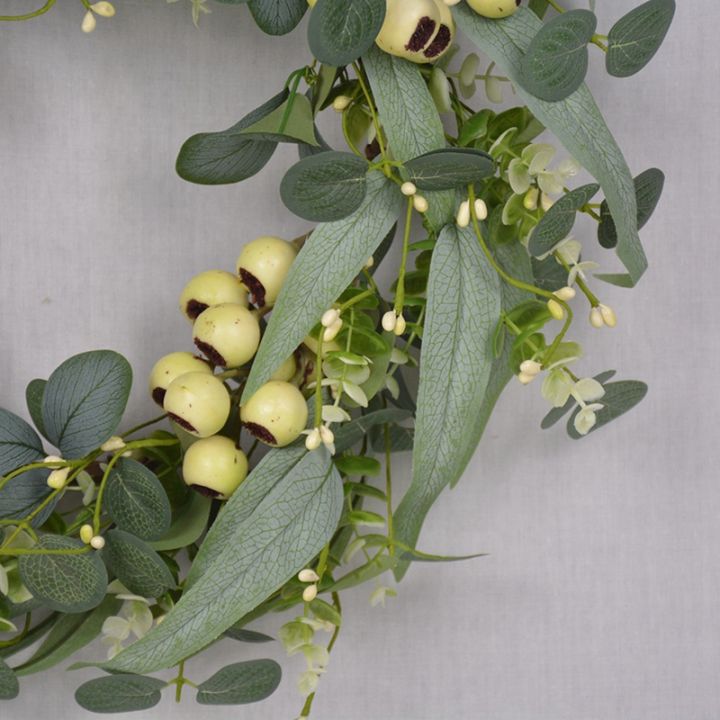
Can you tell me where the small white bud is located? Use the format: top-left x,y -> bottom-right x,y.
319,425 -> 335,446
90,535 -> 106,550
101,436 -> 126,453
523,188 -> 539,211
393,314 -> 407,336
589,306 -> 604,328
323,318 -> 343,342
332,95 -> 351,112
553,286 -> 576,301
400,181 -> 417,197
305,428 -> 322,451
517,372 -> 536,385
381,311 -> 397,332
413,195 -> 429,213
81,10 -> 97,32
473,198 -> 488,221
91,1 -> 115,17
320,308 -> 340,328
365,256 -> 374,268
47,467 -> 71,490
302,584 -> 318,603
80,524 -> 94,545
43,455 -> 64,465
456,200 -> 471,228
298,568 -> 320,583
519,360 -> 542,376
599,303 -> 617,328
547,299 -> 565,320
540,193 -> 554,211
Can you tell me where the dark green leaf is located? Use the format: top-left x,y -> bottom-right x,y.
104,459 -> 171,541
239,93 -> 319,145
176,90 -> 287,185
0,468 -> 56,527
369,422 -> 414,453
520,10 -> 597,102
150,491 -> 211,552
197,659 -> 281,705
597,168 -> 665,249
75,674 -> 166,713
103,530 -> 176,599
606,0 -> 675,77
457,109 -> 493,147
0,658 -> 18,700
247,0 -> 307,35
334,408 -> 413,453
335,455 -> 381,477
0,408 -> 44,476
567,380 -> 648,439
224,627 -> 274,643
25,379 -> 47,440
528,0 -> 549,19
404,148 -> 495,191
104,449 -> 343,674
308,0 -> 386,66
528,183 -> 599,257
18,535 -> 108,613
42,351 -> 132,460
280,152 -> 368,221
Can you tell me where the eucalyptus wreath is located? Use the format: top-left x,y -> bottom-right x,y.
0,0 -> 675,715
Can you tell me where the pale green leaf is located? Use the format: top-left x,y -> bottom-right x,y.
239,93 -> 319,146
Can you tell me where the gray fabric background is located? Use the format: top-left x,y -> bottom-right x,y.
0,1 -> 715,718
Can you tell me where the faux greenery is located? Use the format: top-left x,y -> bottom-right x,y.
0,0 -> 674,716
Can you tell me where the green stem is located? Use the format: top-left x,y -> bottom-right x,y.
0,614 -> 31,648
394,197 -> 414,315
383,424 -> 394,556
121,413 -> 168,439
0,0 -> 56,21
314,334 -> 324,428
546,0 -> 564,12
338,288 -> 375,314
352,60 -> 388,169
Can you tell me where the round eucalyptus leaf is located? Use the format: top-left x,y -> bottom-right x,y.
0,658 -> 19,700
75,674 -> 166,713
18,535 -> 108,613
25,379 -> 48,440
606,0 -> 675,78
403,148 -> 495,191
520,9 -> 598,102
247,0 -> 307,36
307,0 -> 386,67
104,458 -> 171,541
0,468 -> 57,527
102,530 -> 176,599
280,151 -> 369,222
0,407 -> 44,477
196,659 -> 281,705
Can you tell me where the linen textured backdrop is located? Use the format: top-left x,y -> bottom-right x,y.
0,1 -> 714,718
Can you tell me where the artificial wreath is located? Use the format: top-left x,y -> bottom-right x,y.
0,0 -> 675,716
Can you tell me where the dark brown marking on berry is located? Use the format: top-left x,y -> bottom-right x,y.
243,421 -> 277,445
365,138 -> 381,161
194,338 -> 227,367
239,268 -> 267,308
186,299 -> 208,320
406,16 -> 436,52
152,387 -> 166,406
424,24 -> 451,58
167,412 -> 197,434
190,484 -> 221,498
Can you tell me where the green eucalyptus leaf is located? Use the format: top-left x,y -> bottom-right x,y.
42,351 -> 132,460
75,674 -> 166,713
103,449 -> 343,674
333,408 -> 413,453
528,182 -> 599,257
14,595 -> 121,676
239,93 -> 319,145
369,422 -> 414,453
103,530 -> 176,599
393,225 -> 500,577
0,658 -> 19,700
0,408 -> 44,476
247,0 -> 307,35
196,659 -> 281,705
334,455 -> 381,476
25,379 -> 48,440
455,5 -> 646,285
104,459 -> 171,541
224,627 -> 274,643
531,254 -> 568,292
520,9 -> 597,102
150,491 -> 211,552
0,468 -> 56,527
18,535 -> 108,613
0,613 -> 58,660
307,0 -> 386,66
242,172 -> 401,400
312,64 -> 338,114
528,0 -> 549,19
606,0 -> 675,78
567,380 -> 648,439
597,168 -> 665,249
280,152 -> 368,221
176,90 -> 287,185
363,46 -> 454,230
457,109 -> 493,147
404,148 -> 495,191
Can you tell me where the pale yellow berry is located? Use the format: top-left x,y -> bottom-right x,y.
240,381 -> 308,447
182,435 -> 248,499
179,270 -> 248,322
236,236 -> 298,308
270,355 -> 297,383
193,303 -> 261,368
149,352 -> 213,407
466,0 -> 521,19
164,372 -> 230,438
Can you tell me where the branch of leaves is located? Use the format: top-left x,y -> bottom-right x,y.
280,147 -> 495,222
518,0 -> 676,102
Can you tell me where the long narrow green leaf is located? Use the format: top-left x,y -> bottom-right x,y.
455,6 -> 646,285
363,46 -> 454,231
242,172 -> 401,401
